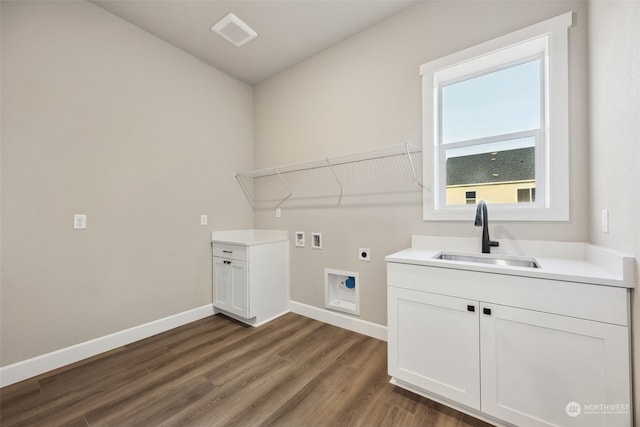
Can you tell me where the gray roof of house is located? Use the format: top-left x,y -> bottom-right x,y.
446,147 -> 535,186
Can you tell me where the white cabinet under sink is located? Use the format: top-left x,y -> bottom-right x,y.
480,302 -> 630,426
387,258 -> 633,427
388,287 -> 480,409
212,230 -> 289,327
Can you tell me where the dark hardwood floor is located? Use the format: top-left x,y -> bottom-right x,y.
0,312 -> 493,427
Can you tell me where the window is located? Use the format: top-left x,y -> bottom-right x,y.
421,12 -> 573,221
517,188 -> 536,203
465,191 -> 477,205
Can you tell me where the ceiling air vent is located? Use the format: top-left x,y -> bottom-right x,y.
211,13 -> 257,47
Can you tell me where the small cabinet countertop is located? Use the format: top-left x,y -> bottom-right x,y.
386,236 -> 635,288
211,229 -> 288,246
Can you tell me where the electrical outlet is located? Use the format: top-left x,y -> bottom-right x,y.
276,208 -> 281,218
602,209 -> 609,233
200,214 -> 208,226
73,214 -> 87,230
359,248 -> 371,261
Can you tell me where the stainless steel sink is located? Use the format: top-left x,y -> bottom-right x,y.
433,252 -> 540,269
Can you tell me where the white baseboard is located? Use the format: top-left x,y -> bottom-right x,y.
0,304 -> 215,388
289,301 -> 387,341
213,307 -> 289,327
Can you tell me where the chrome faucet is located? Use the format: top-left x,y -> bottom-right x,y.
474,200 -> 499,254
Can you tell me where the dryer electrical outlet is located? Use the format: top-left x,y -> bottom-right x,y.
311,233 -> 322,250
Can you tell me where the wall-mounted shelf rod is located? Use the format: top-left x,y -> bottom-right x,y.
235,142 -> 423,209
236,143 -> 422,179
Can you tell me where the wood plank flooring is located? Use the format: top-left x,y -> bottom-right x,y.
0,313 -> 494,427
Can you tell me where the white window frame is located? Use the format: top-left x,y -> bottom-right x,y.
421,12 -> 573,221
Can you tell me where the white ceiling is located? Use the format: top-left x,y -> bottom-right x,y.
91,0 -> 418,85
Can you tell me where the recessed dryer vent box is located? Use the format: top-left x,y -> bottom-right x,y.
324,268 -> 360,316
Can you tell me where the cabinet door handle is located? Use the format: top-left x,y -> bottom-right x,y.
223,260 -> 231,265
222,250 -> 233,254
467,305 -> 475,312
483,307 -> 492,316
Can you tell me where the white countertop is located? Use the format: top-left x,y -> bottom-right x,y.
386,236 -> 635,288
211,229 -> 289,246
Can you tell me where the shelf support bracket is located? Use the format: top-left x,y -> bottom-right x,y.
235,174 -> 255,208
325,158 -> 344,205
405,142 -> 424,188
274,167 -> 293,209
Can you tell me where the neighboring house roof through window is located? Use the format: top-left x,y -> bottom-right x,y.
446,147 -> 535,186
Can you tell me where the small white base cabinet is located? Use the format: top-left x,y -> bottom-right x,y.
212,230 -> 289,327
387,262 -> 632,427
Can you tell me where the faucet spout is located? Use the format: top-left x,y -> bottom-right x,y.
474,200 -> 499,254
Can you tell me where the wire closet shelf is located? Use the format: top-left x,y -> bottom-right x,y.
236,143 -> 423,210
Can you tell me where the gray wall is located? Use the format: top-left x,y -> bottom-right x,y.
254,0 -> 589,326
0,1 -> 253,365
588,1 -> 640,423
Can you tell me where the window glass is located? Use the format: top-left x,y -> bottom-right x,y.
440,59 -> 542,206
441,59 -> 542,144
445,137 -> 536,206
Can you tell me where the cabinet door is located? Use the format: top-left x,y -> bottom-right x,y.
229,260 -> 249,317
213,258 -> 249,318
213,257 -> 231,309
388,287 -> 480,409
480,303 -> 631,427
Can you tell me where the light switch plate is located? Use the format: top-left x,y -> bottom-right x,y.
73,214 -> 87,230
200,214 -> 208,226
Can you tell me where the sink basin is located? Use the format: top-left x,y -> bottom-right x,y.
433,252 -> 540,269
